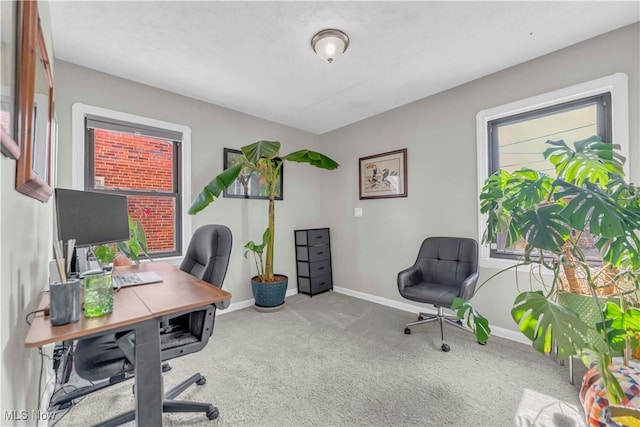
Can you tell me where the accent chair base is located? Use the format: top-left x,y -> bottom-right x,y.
404,306 -> 475,352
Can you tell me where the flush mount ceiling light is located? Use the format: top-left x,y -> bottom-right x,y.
311,29 -> 350,64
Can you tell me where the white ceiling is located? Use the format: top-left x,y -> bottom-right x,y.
49,1 -> 640,135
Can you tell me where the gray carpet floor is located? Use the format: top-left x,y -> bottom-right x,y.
53,292 -> 587,427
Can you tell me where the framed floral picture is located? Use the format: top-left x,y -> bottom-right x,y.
359,148 -> 407,199
222,148 -> 283,200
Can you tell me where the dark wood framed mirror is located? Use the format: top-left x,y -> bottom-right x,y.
15,1 -> 53,202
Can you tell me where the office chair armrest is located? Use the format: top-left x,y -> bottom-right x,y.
458,271 -> 480,301
397,265 -> 422,292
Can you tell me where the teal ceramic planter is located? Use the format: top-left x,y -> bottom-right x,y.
251,275 -> 288,308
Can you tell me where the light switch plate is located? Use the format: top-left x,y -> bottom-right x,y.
354,207 -> 363,217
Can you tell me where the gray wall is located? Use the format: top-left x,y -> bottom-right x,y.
53,61 -> 327,304
1,1 -> 55,423
319,23 -> 640,333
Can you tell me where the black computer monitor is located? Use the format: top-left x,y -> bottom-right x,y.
55,188 -> 130,247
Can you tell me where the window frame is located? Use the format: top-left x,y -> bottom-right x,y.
476,73 -> 629,269
85,124 -> 182,258
71,103 -> 192,264
488,92 -> 611,261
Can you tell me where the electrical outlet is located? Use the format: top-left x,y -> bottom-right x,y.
354,208 -> 363,217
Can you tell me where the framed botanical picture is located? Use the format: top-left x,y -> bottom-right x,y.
359,148 -> 407,199
222,148 -> 283,200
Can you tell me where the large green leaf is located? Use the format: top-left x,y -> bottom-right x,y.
282,150 -> 339,170
543,136 -> 625,186
598,233 -> 640,270
451,297 -> 491,344
556,181 -> 640,239
189,163 -> 244,214
480,169 -> 555,248
502,169 -> 554,212
132,219 -> 148,254
511,291 -> 590,359
244,228 -> 271,258
242,140 -> 281,164
479,170 -> 510,215
519,204 -> 571,253
480,170 -> 522,247
481,209 -> 522,249
607,176 -> 640,211
600,302 -> 640,352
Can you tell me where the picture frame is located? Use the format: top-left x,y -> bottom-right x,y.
0,0 -> 22,159
359,148 -> 407,200
222,148 -> 283,200
15,1 -> 53,203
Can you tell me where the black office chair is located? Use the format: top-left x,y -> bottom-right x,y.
397,236 -> 479,352
56,224 -> 232,426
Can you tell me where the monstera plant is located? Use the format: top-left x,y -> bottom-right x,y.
454,135 -> 640,403
189,140 -> 338,308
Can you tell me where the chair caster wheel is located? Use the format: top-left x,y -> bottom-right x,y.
196,376 -> 206,386
455,319 -> 463,326
162,363 -> 172,372
404,327 -> 411,334
207,408 -> 219,420
418,315 -> 425,321
441,343 -> 450,352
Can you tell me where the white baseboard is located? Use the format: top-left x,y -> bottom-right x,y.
333,286 -> 530,346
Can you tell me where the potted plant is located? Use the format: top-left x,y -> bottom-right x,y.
189,140 -> 338,309
94,216 -> 150,267
453,135 -> 640,404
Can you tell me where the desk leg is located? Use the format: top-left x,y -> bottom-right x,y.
134,319 -> 163,426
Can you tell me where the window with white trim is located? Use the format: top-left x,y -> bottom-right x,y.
71,103 -> 192,261
476,74 -> 629,266
85,115 -> 182,258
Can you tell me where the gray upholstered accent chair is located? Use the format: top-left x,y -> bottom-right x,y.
53,225 -> 232,425
397,236 -> 479,352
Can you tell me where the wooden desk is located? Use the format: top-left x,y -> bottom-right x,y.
25,262 -> 232,426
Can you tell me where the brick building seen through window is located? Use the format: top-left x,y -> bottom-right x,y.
87,126 -> 181,257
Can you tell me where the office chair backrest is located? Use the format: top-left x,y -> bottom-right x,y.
162,224 -> 233,359
180,224 -> 233,288
73,224 -> 233,383
415,237 -> 478,288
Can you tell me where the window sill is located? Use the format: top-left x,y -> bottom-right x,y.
146,256 -> 183,268
480,257 -> 554,278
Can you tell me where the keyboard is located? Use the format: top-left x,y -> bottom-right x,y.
112,271 -> 163,288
